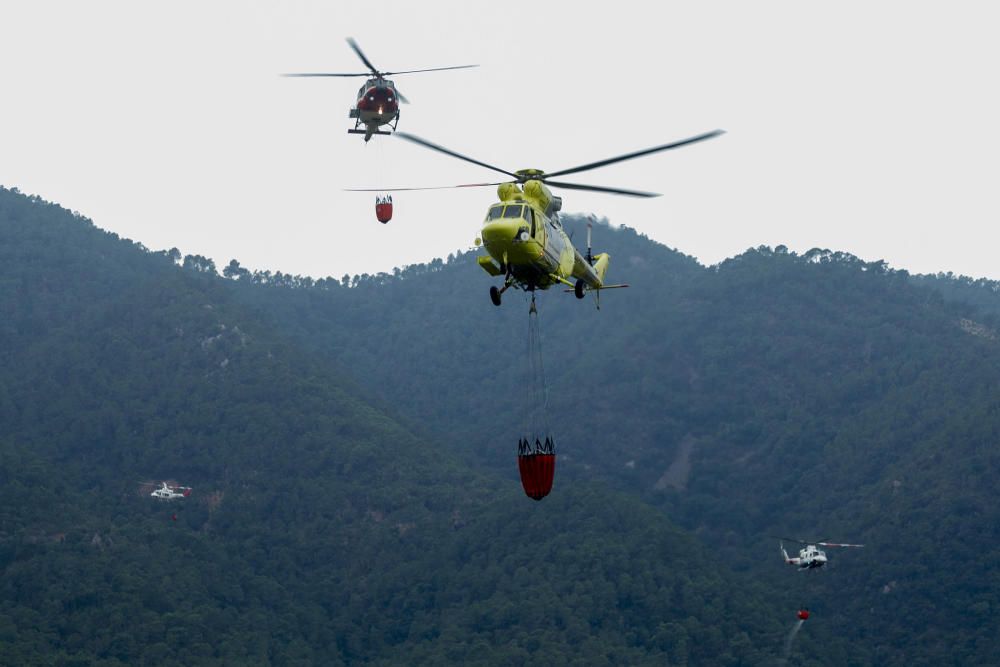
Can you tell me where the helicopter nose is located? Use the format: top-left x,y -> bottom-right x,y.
481,219 -> 522,246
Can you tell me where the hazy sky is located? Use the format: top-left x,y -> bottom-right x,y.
2,1 -> 998,279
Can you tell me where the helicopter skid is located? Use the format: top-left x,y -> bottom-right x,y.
348,129 -> 392,136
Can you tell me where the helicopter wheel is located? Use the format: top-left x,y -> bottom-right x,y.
489,285 -> 502,307
574,279 -> 586,299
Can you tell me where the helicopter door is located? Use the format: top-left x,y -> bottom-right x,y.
529,209 -> 546,246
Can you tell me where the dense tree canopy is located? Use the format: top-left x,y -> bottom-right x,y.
0,187 -> 817,665
4,185 -> 999,664
225,214 -> 1000,665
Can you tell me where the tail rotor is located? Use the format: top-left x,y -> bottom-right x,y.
586,219 -> 594,266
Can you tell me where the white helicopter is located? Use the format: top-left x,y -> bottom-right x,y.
149,482 -> 192,501
777,537 -> 864,570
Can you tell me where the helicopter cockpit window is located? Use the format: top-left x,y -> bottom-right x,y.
486,205 -> 504,221
503,205 -> 524,219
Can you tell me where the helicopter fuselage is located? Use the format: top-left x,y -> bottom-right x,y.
477,180 -> 607,292
350,78 -> 400,141
150,482 -> 190,500
785,545 -> 828,569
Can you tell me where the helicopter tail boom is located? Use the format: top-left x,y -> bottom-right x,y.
569,249 -> 608,289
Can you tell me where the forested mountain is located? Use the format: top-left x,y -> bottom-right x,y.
0,186 -> 833,666
910,271 -> 1000,319
4,185 -> 999,665
223,216 -> 1000,665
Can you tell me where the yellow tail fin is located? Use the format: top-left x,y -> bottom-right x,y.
591,253 -> 610,285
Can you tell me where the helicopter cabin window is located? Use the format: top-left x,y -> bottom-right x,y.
486,205 -> 504,221
503,205 -> 524,219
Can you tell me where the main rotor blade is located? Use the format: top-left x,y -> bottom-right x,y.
281,72 -> 370,77
347,37 -> 380,75
344,182 -> 503,192
395,132 -> 518,179
543,180 -> 660,198
545,129 -> 726,179
384,64 -> 479,75
396,89 -> 411,105
817,542 -> 865,548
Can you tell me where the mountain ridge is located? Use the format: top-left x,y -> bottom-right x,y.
208,209 -> 1000,665
1,185 -> 815,665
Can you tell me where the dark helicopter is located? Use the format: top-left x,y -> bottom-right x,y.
283,38 -> 477,142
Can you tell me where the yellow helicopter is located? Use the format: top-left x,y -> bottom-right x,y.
349,129 -> 724,306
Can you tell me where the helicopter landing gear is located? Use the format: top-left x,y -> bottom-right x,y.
491,276 -> 518,306
574,279 -> 586,299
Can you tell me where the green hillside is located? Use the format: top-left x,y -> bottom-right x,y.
223,216 -> 1000,665
0,187 -> 816,665
910,271 -> 1000,319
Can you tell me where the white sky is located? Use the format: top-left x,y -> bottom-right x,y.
2,1 -> 998,279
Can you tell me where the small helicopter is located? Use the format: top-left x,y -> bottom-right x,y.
347,129 -> 724,306
149,482 -> 192,501
283,38 -> 478,142
777,538 -> 864,570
